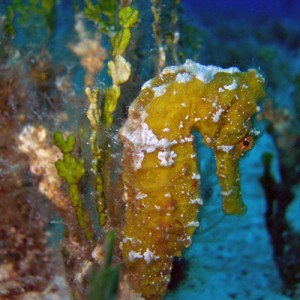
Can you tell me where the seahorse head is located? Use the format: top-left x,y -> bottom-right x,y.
199,69 -> 265,215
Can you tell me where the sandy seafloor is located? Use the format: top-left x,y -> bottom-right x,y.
165,134 -> 292,300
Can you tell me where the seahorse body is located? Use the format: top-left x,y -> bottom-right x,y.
120,60 -> 265,299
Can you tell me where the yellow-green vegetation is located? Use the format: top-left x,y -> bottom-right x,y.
84,1 -> 139,126
84,0 -> 119,36
53,131 -> 94,241
102,85 -> 121,128
85,87 -> 107,227
111,5 -> 139,56
120,60 -> 265,299
84,0 -> 138,56
84,1 -> 139,228
88,231 -> 120,300
103,4 -> 138,128
6,0 -> 57,38
3,6 -> 16,38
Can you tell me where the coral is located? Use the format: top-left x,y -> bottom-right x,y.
120,60 -> 265,299
0,123 -> 55,298
0,189 -> 54,298
17,125 -> 70,211
69,13 -> 107,86
0,54 -> 73,298
1,124 -> 54,299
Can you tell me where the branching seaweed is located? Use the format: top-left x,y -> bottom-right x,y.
54,131 -> 95,241
84,1 -> 138,229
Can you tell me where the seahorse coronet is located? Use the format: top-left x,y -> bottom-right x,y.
120,60 -> 265,299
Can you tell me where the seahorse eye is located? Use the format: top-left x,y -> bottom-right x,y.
239,135 -> 254,151
243,140 -> 250,147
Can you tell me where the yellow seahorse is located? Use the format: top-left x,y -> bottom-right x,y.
120,60 -> 265,299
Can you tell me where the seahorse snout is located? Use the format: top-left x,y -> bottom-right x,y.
214,149 -> 247,215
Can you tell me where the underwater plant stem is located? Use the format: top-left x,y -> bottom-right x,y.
167,0 -> 181,64
88,231 -> 120,300
68,184 -> 95,241
94,163 -> 107,227
85,87 -> 107,227
151,0 -> 166,70
53,131 -> 95,241
104,231 -> 116,267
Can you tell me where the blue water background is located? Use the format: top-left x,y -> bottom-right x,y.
183,0 -> 300,19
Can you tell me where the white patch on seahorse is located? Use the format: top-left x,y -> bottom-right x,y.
161,65 -> 179,75
143,248 -> 159,264
221,189 -> 234,196
181,60 -> 240,84
128,250 -> 143,262
185,221 -> 200,228
192,173 -> 201,180
152,84 -> 168,97
155,205 -> 161,211
176,72 -> 193,83
224,79 -> 238,90
190,197 -> 203,205
135,153 -> 145,170
217,145 -> 234,153
128,249 -> 159,264
136,192 -> 148,200
141,78 -> 153,90
179,136 -> 194,143
158,150 -> 177,167
121,119 -> 171,170
122,236 -> 134,243
212,108 -> 224,123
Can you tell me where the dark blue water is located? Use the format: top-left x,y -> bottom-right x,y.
183,0 -> 300,19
